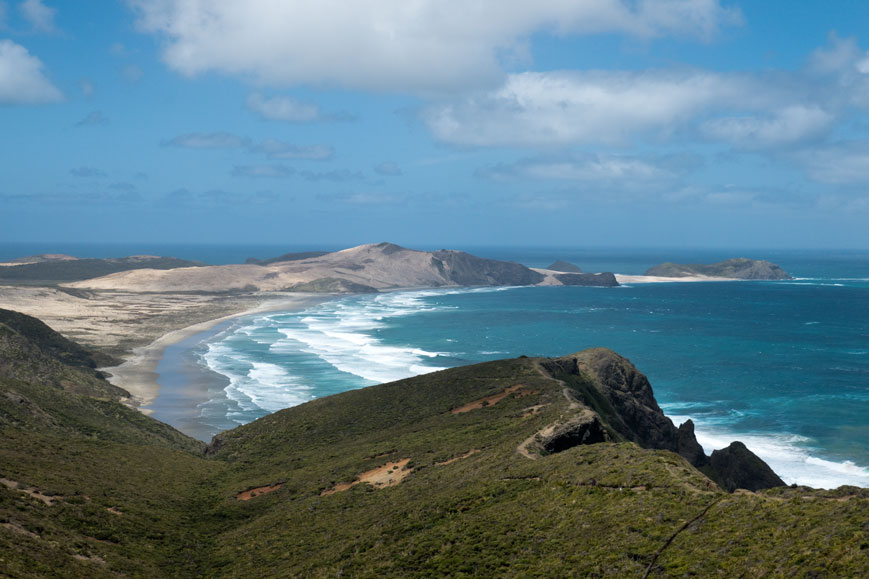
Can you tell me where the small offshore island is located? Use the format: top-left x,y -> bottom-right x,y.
2,243 -> 866,576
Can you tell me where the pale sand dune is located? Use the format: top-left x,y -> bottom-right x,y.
64,244 -> 451,292
615,274 -> 736,284
0,285 -> 324,408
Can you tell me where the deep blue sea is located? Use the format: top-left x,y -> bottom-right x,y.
2,243 -> 866,488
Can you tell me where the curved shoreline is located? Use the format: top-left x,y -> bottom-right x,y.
103,294 -> 331,412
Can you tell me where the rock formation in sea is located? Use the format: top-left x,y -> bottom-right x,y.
644,258 -> 792,280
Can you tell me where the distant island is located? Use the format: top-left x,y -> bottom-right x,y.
644,258 -> 792,280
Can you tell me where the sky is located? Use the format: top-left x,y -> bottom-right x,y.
2,0 -> 869,249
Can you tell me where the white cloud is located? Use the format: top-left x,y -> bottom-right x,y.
484,154 -> 673,181
479,153 -> 684,194
246,92 -> 320,122
799,142 -> 869,184
164,132 -> 249,149
424,70 -> 757,146
128,0 -> 740,92
19,0 -> 55,33
252,139 -> 334,160
700,106 -> 833,149
0,39 -> 62,104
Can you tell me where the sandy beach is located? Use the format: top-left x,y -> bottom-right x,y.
102,294 -> 328,411
0,284 -> 329,411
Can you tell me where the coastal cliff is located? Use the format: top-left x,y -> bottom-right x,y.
2,310 -> 864,577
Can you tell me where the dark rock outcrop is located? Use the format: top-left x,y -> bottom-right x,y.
541,348 -> 785,492
710,441 -> 786,492
547,260 -> 583,273
644,258 -> 792,280
431,250 -> 545,286
676,419 -> 708,467
555,272 -> 619,287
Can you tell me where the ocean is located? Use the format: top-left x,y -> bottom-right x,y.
3,243 -> 865,488
146,248 -> 869,489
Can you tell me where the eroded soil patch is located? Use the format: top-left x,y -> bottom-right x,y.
451,385 -> 534,414
321,459 -> 412,496
236,483 -> 283,501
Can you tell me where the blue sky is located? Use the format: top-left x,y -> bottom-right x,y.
2,0 -> 869,249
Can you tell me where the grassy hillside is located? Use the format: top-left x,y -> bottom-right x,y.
0,310 -> 866,577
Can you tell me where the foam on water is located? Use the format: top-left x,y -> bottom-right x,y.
667,413 -> 869,489
198,287 -> 504,416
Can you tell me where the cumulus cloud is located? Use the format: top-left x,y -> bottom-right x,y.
128,0 -> 740,92
164,132 -> 249,149
251,139 -> 334,160
0,39 -> 62,104
478,153 -> 698,197
700,106 -> 833,149
424,70 -> 760,146
480,153 -> 680,187
232,164 -> 295,178
19,0 -> 55,33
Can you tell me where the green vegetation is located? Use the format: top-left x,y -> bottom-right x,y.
0,256 -> 203,285
0,310 -> 866,576
644,258 -> 792,280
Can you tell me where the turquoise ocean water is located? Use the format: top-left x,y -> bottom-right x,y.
2,243 -> 864,488
145,248 -> 869,489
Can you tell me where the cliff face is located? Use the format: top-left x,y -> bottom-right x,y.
645,258 -> 792,280
540,348 -> 784,491
431,249 -> 545,286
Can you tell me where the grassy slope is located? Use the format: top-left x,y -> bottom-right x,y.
0,314 -> 867,577
201,358 -> 869,577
